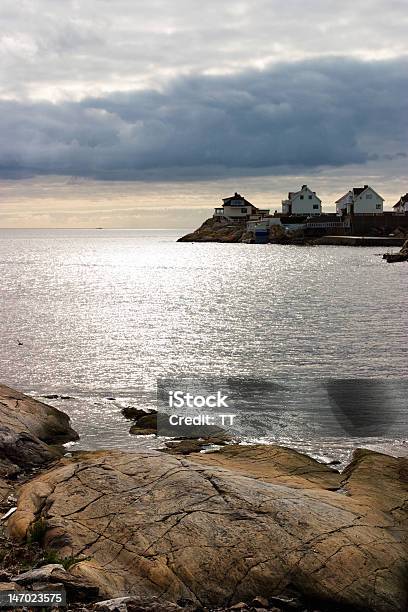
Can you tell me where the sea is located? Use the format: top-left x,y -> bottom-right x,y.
0,228 -> 407,468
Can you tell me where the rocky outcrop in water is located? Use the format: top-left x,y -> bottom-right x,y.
6,445 -> 408,612
178,218 -> 249,243
122,406 -> 158,436
0,384 -> 78,447
383,239 -> 408,263
129,413 -> 157,436
0,384 -> 78,502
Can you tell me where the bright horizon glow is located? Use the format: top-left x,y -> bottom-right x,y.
0,162 -> 405,229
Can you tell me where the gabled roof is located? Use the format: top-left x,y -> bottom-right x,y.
287,190 -> 299,200
337,186 -> 384,203
393,193 -> 408,208
222,192 -> 254,207
335,191 -> 352,204
287,185 -> 321,202
351,185 -> 384,201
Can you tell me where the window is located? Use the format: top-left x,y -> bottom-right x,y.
366,193 -> 372,199
376,204 -> 382,209
313,204 -> 319,209
300,195 -> 304,200
308,195 -> 312,199
241,208 -> 247,213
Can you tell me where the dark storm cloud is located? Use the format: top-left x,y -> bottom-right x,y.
1,57 -> 407,181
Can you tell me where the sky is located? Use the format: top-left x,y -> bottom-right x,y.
0,0 -> 407,228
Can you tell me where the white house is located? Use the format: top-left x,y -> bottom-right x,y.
336,185 -> 384,215
281,185 -> 322,215
213,193 -> 269,221
393,193 -> 408,214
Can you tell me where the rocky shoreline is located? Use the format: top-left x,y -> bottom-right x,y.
177,218 -> 253,243
1,385 -> 407,611
176,217 -> 302,244
178,218 -> 408,250
383,239 -> 408,263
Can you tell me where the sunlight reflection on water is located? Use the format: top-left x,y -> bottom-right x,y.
0,229 -> 407,466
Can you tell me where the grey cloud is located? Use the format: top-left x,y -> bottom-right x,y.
1,0 -> 408,100
0,57 -> 407,180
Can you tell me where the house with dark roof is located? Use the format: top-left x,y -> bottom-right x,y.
393,193 -> 408,214
336,185 -> 384,215
281,185 -> 321,215
213,192 -> 269,221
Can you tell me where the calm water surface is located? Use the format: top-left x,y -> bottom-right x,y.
0,229 -> 406,466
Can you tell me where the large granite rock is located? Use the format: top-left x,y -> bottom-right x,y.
0,384 -> 78,445
0,384 -> 78,500
7,446 -> 407,611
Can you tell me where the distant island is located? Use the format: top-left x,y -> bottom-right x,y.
178,186 -> 408,246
